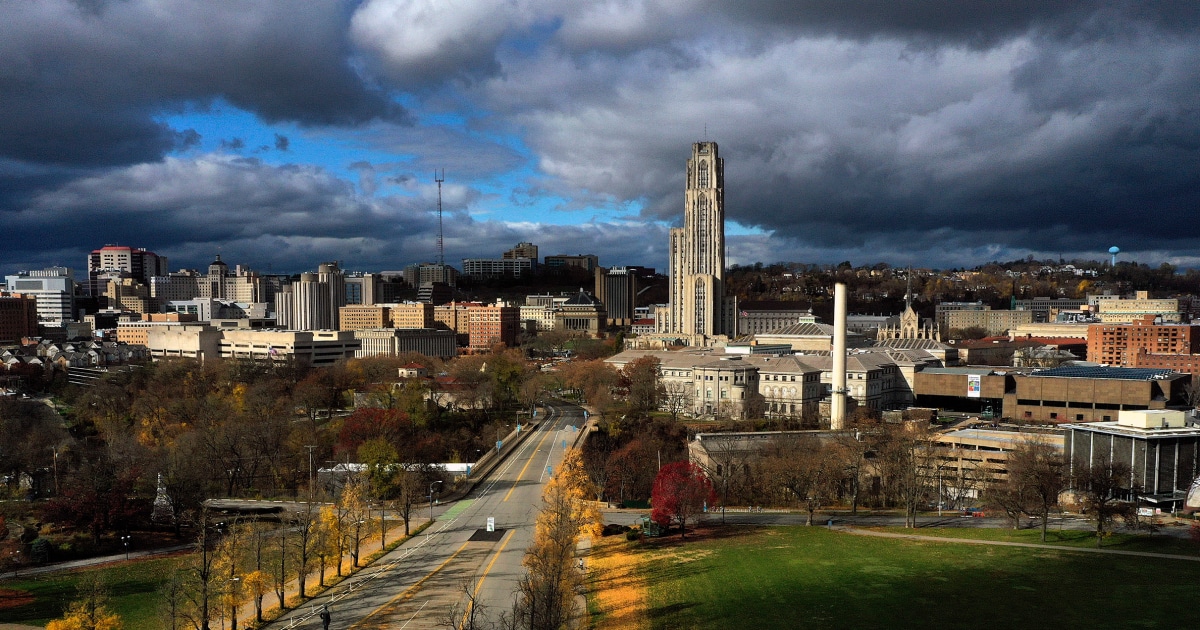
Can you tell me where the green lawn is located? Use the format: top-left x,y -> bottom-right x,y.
638,527 -> 1200,629
0,555 -> 184,629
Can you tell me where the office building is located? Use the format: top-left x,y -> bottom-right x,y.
4,267 -> 76,322
0,293 -> 39,344
468,303 -> 520,350
944,309 -> 1034,337
504,242 -> 539,260
403,263 -> 458,287
339,305 -> 390,331
462,258 -> 536,278
594,266 -> 638,326
543,254 -> 598,272
87,245 -> 168,296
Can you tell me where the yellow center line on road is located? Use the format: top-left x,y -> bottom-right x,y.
503,420 -> 558,502
461,528 -> 516,626
350,539 -> 472,629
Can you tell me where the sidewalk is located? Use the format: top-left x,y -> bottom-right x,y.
0,544 -> 193,580
838,526 -> 1200,562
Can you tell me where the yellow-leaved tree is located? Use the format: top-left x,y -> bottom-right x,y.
47,576 -> 122,630
518,448 -> 602,629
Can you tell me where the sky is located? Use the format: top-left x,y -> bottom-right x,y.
3,0 -> 1200,275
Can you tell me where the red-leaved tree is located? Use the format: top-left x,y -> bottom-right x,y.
650,461 -> 715,539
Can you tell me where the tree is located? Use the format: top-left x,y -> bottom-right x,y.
697,437 -> 750,524
650,461 -> 715,539
831,427 -> 872,514
623,356 -> 662,413
763,435 -> 841,525
1075,457 -> 1135,547
875,423 -> 936,528
660,380 -> 693,421
1009,438 -> 1065,541
46,576 -> 122,630
984,468 -> 1029,530
517,450 -> 599,630
291,499 -> 321,599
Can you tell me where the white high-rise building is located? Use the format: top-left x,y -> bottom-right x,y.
662,141 -> 737,345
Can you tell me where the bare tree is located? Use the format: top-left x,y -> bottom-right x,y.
1009,438 -> 1065,541
440,576 -> 489,630
1075,457 -> 1135,547
661,380 -> 694,421
291,499 -> 320,599
831,428 -> 871,514
762,435 -> 840,526
876,423 -> 937,528
698,437 -> 749,523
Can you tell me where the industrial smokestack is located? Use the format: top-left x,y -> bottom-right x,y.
831,282 -> 848,430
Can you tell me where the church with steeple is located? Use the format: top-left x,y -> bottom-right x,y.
877,274 -> 939,342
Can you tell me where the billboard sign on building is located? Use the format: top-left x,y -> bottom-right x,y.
967,374 -> 982,398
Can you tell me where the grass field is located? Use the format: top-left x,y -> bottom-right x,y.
603,526 -> 1200,630
0,555 -> 185,629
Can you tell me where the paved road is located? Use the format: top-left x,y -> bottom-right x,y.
599,508 -> 1196,539
262,402 -> 585,630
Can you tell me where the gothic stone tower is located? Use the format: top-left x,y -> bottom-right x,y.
667,142 -> 737,343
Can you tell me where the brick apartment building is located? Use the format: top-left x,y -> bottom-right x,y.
1087,315 -> 1200,366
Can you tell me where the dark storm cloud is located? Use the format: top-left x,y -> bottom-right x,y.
274,134 -> 290,151
446,0 -> 1200,266
0,155 -> 431,271
0,0 -> 405,169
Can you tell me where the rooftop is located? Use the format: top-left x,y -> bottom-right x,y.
1028,366 -> 1177,380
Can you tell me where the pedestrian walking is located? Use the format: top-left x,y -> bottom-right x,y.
320,605 -> 331,630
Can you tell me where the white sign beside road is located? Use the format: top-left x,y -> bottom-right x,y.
487,516 -> 495,532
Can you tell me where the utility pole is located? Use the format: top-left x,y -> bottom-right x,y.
305,445 -> 317,497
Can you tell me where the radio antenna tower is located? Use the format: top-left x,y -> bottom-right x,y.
434,169 -> 445,267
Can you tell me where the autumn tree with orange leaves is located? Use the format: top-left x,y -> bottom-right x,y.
517,449 -> 601,629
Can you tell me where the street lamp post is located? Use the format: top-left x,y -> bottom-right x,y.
429,480 -> 443,523
121,534 -> 131,560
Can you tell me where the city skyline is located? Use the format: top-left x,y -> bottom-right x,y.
4,2 -> 1200,274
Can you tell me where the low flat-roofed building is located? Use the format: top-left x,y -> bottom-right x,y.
354,328 -> 456,359
932,427 -> 1064,500
1063,409 -> 1200,509
219,329 -> 359,366
520,304 -> 557,332
736,300 -> 816,336
1007,365 -> 1188,424
145,324 -> 222,360
1008,322 -> 1093,339
946,309 -> 1035,337
747,321 -> 870,353
914,367 -> 1013,416
1096,292 -> 1182,324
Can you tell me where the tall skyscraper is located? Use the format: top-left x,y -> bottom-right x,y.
87,245 -> 168,296
664,141 -> 737,344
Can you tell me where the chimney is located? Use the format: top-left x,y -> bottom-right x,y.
832,282 -> 848,430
